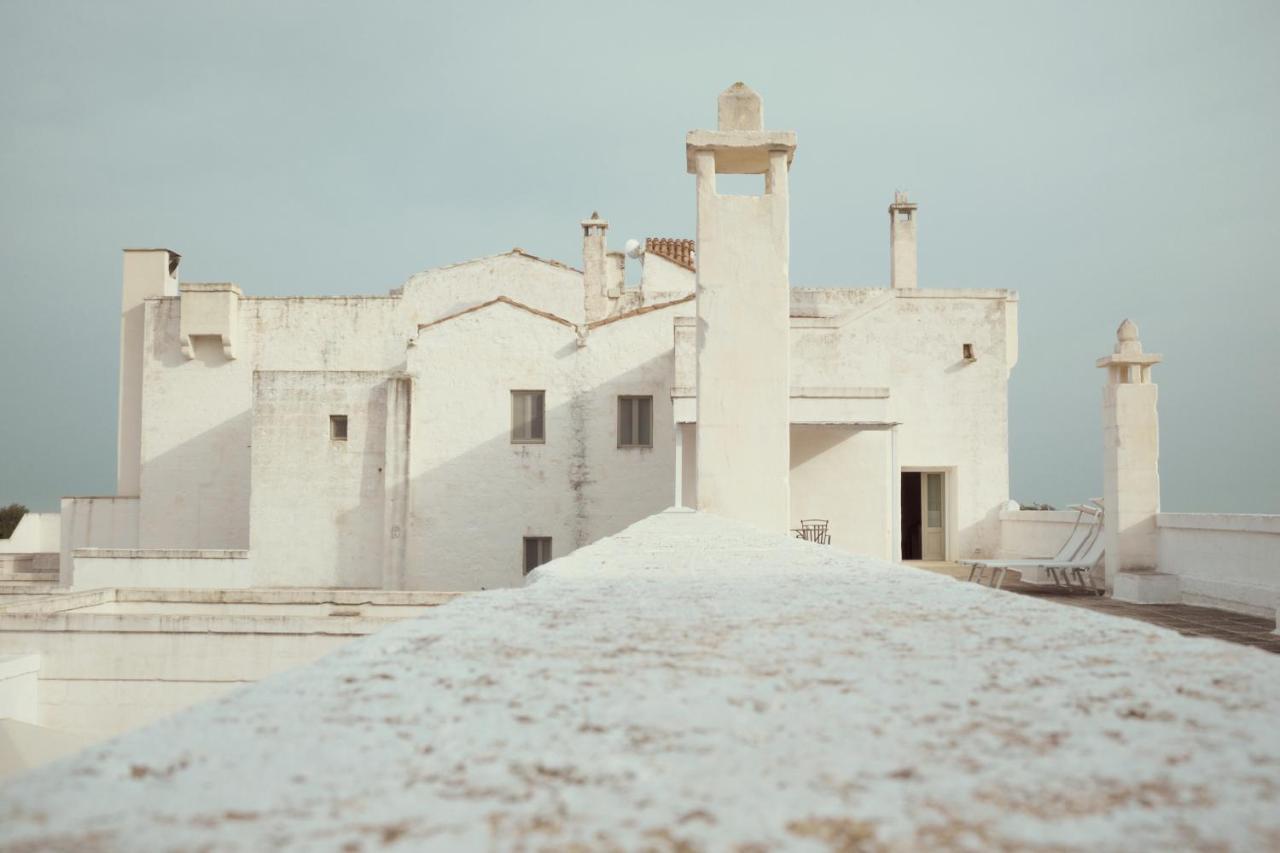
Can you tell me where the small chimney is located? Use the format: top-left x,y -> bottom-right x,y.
889,191 -> 918,289
581,212 -> 610,322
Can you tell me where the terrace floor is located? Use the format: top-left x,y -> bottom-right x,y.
914,561 -> 1280,654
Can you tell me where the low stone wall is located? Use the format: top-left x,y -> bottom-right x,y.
70,548 -> 252,590
1157,513 -> 1280,620
60,496 -> 139,586
0,588 -> 457,740
0,513 -> 61,554
997,509 -> 1082,558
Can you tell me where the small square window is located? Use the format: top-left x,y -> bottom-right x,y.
523,536 -> 552,574
618,395 -> 653,448
511,390 -> 545,444
330,414 -> 348,441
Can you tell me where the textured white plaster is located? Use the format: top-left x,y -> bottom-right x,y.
1,510 -> 1277,850
0,513 -> 60,554
1157,512 -> 1280,618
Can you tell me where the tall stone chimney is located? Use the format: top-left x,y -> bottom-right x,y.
118,248 -> 179,496
889,191 -> 918,289
687,83 -> 796,533
1096,319 -> 1162,593
581,212 -> 610,322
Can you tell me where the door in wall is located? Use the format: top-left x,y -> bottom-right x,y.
921,472 -> 945,561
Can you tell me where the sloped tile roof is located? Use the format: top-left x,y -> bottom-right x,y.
646,238 -> 695,271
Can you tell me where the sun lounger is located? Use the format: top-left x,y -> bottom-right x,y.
962,503 -> 1101,587
1035,530 -> 1106,595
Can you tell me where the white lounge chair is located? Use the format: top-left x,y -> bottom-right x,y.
1035,530 -> 1106,595
962,503 -> 1101,588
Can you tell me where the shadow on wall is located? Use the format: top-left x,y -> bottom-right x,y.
137,334 -> 252,551
404,351 -> 678,592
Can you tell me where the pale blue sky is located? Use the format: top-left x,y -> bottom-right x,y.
1,0 -> 1277,512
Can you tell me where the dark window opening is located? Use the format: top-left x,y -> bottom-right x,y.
618,395 -> 653,448
511,390 -> 546,444
330,415 -> 348,441
523,536 -> 552,574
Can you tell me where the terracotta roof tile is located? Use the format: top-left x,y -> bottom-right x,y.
646,238 -> 695,272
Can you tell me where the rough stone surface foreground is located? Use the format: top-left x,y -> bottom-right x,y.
2,510 -> 1278,851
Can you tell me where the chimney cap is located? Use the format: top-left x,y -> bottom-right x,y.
889,191 -> 918,212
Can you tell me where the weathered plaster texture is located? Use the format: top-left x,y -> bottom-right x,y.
1,511 -> 1277,850
0,589 -> 454,739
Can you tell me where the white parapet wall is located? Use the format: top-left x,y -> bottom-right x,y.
997,508 -> 1083,557
1157,513 -> 1280,620
0,510 -> 1277,849
1001,509 -> 1280,621
59,496 -> 139,586
0,513 -> 60,555
0,588 -> 458,742
70,549 -> 252,590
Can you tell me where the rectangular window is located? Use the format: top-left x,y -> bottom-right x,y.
523,536 -> 552,574
330,414 -> 348,441
617,395 -> 653,448
511,390 -> 545,444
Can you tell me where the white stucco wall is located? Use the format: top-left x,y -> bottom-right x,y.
251,371 -> 391,588
0,590 -> 449,739
1157,513 -> 1280,619
400,251 -> 585,327
807,289 -> 1015,559
0,513 -> 60,554
59,497 -> 139,586
407,296 -> 695,590
790,426 -> 894,558
639,253 -> 695,302
115,227 -> 1014,584
998,509 -> 1084,558
679,288 -> 1017,560
70,549 -> 252,591
0,655 -> 39,724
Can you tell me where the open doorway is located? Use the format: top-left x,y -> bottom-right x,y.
901,471 -> 946,561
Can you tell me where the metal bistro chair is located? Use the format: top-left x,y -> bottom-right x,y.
793,519 -> 831,545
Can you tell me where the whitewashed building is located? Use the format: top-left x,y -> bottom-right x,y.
59,83 -> 1019,591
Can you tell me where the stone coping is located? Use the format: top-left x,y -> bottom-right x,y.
998,509 -> 1084,523
1,510 -> 1276,849
179,282 -> 242,295
72,548 -> 249,559
670,385 -> 889,400
1157,512 -> 1280,535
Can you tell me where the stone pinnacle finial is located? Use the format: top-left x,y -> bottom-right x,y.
1115,319 -> 1142,355
718,82 -> 763,132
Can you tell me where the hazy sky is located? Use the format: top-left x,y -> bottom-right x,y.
1,1 -> 1277,513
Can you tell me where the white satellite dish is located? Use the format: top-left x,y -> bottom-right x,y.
624,239 -> 645,259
